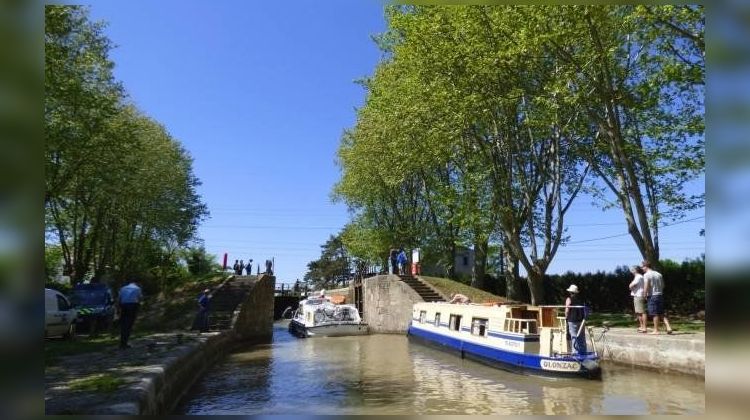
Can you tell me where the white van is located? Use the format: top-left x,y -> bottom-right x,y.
45,288 -> 77,339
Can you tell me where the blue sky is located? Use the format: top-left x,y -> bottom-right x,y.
84,0 -> 704,284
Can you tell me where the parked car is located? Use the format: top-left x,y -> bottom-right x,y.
45,288 -> 77,339
69,283 -> 117,333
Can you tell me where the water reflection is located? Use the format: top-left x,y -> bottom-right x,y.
177,321 -> 704,415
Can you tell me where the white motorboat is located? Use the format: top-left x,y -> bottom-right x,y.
288,296 -> 368,338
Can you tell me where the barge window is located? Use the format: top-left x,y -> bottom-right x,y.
449,314 -> 462,331
419,310 -> 427,324
471,318 -> 488,337
434,312 -> 441,327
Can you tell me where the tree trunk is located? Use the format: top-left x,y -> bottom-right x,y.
471,237 -> 488,290
527,268 -> 545,306
504,247 -> 524,302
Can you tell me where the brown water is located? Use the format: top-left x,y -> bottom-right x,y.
176,321 -> 704,415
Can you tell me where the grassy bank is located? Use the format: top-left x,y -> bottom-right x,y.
136,272 -> 228,332
419,275 -> 510,304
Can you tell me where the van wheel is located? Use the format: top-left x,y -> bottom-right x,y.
63,323 -> 75,340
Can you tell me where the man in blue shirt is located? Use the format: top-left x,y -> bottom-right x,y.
196,289 -> 210,333
118,278 -> 142,349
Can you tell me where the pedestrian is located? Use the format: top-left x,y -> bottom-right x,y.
564,284 -> 587,355
233,260 -> 240,275
449,293 -> 471,304
629,265 -> 647,333
117,277 -> 142,349
239,259 -> 245,276
389,247 -> 398,275
196,288 -> 210,333
397,248 -> 408,275
642,261 -> 674,335
245,259 -> 253,275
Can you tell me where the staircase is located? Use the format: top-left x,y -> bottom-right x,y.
398,274 -> 445,302
207,276 -> 257,330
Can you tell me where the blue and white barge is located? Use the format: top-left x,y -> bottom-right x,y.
407,302 -> 601,379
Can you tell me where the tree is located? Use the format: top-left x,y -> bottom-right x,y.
303,235 -> 353,290
528,5 -> 704,268
45,6 -> 208,286
183,246 -> 218,276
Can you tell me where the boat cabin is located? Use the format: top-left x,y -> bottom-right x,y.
412,302 -> 580,356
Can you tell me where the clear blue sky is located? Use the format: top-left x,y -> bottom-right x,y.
85,0 -> 704,284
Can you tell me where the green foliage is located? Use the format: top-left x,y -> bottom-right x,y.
44,6 -> 208,292
542,257 -> 704,314
304,234 -> 353,289
334,5 -> 704,304
183,246 -> 218,276
44,244 -> 64,281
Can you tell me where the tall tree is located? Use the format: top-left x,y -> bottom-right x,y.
528,5 -> 704,267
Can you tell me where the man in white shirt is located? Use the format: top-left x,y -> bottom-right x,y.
642,261 -> 673,334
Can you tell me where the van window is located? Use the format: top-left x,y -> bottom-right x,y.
56,295 -> 70,311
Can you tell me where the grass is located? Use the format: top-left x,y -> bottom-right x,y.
45,335 -> 120,366
137,273 -> 228,332
68,373 -> 125,392
419,275 -> 510,304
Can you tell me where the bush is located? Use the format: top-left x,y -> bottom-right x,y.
540,257 -> 705,315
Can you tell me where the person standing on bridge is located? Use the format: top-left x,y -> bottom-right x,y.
233,260 -> 240,275
389,247 -> 398,275
397,248 -> 408,275
239,260 -> 245,277
245,258 -> 253,275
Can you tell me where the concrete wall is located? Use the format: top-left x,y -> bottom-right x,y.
145,333 -> 239,414
591,329 -> 704,377
362,275 -> 423,334
233,274 -> 275,342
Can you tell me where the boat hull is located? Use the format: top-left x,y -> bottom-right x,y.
289,319 -> 369,338
408,324 -> 601,379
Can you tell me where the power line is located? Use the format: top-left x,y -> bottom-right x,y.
567,216 -> 704,244
202,225 -> 341,230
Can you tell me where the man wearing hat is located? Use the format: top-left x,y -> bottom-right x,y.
564,284 -> 586,355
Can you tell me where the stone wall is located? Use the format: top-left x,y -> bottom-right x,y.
591,329 -> 705,377
362,275 -> 423,334
143,332 -> 239,414
233,274 -> 275,342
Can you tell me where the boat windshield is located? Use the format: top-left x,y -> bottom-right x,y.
304,298 -> 327,306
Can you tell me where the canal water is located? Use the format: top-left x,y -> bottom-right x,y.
177,321 -> 704,415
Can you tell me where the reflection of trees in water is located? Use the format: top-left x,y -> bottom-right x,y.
410,354 -> 532,414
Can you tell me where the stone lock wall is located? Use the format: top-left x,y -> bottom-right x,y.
233,274 -> 275,342
362,275 -> 423,334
